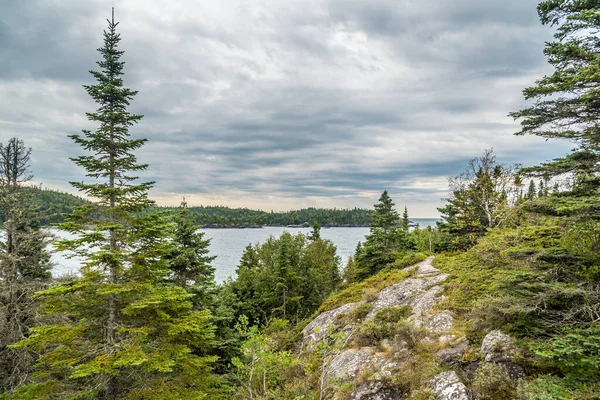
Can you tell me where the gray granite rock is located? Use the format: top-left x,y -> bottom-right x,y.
481,330 -> 515,362
429,371 -> 469,400
302,302 -> 357,346
427,310 -> 454,334
325,348 -> 374,382
365,274 -> 448,321
414,257 -> 439,277
350,381 -> 405,400
437,340 -> 469,365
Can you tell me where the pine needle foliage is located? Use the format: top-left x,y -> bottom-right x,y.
9,12 -> 219,399
510,1 -> 600,206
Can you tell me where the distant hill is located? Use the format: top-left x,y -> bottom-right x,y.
22,186 -> 88,225
7,188 -> 373,227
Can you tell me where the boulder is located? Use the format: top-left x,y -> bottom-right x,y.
429,371 -> 469,400
427,310 -> 454,334
480,330 -> 516,362
350,381 -> 405,400
325,348 -> 374,382
437,340 -> 469,366
302,302 -> 357,346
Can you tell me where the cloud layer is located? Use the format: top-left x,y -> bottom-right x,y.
0,0 -> 568,216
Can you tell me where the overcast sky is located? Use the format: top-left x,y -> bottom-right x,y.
0,0 -> 569,216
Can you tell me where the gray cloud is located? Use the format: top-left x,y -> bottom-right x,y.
0,0 -> 568,216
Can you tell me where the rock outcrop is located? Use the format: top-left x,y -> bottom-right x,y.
428,371 -> 469,400
349,381 -> 405,400
325,348 -> 375,382
300,256 -> 500,399
302,302 -> 357,346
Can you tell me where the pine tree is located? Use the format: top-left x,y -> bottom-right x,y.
166,197 -> 216,306
402,206 -> 410,232
0,138 -> 52,392
538,180 -> 546,198
510,1 -> 600,203
527,180 -> 537,200
11,12 -> 218,399
354,191 -> 410,280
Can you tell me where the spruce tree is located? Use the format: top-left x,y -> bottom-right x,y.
354,191 -> 409,280
402,206 -> 410,232
510,1 -> 600,204
0,138 -> 52,392
166,197 -> 216,306
11,12 -> 218,399
527,180 -> 537,200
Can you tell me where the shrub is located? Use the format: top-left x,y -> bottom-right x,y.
517,376 -> 574,400
374,305 -> 412,324
349,303 -> 374,322
471,363 -> 516,400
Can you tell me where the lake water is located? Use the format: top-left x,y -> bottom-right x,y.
49,218 -> 439,282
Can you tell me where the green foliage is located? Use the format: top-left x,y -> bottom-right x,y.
354,306 -> 419,348
410,226 -> 446,253
402,206 -> 410,232
231,317 -> 302,400
177,205 -> 373,228
9,15 -> 222,399
517,376 -> 575,400
435,214 -> 600,398
228,232 -> 341,325
531,325 -> 600,381
338,303 -> 373,325
354,191 -> 414,280
438,149 -> 521,250
511,0 -> 600,202
166,199 -> 216,303
471,363 -> 516,400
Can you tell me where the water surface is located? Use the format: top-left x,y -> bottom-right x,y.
50,218 -> 439,282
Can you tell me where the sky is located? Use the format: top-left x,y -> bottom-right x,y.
0,0 -> 570,217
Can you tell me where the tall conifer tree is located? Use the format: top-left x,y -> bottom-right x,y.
402,206 -> 410,232
510,1 -> 600,204
11,11 -> 218,399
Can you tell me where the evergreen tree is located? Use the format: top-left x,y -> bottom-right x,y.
527,180 -> 537,200
229,233 -> 340,326
308,221 -> 321,241
0,138 -> 52,393
166,197 -> 216,306
538,180 -> 546,198
11,12 -> 218,399
354,191 -> 410,280
510,1 -> 600,202
402,206 -> 410,232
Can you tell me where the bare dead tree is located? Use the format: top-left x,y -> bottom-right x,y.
0,138 -> 33,188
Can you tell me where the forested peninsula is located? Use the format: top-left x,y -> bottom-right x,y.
1,2 -> 600,399
9,188 -> 373,227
